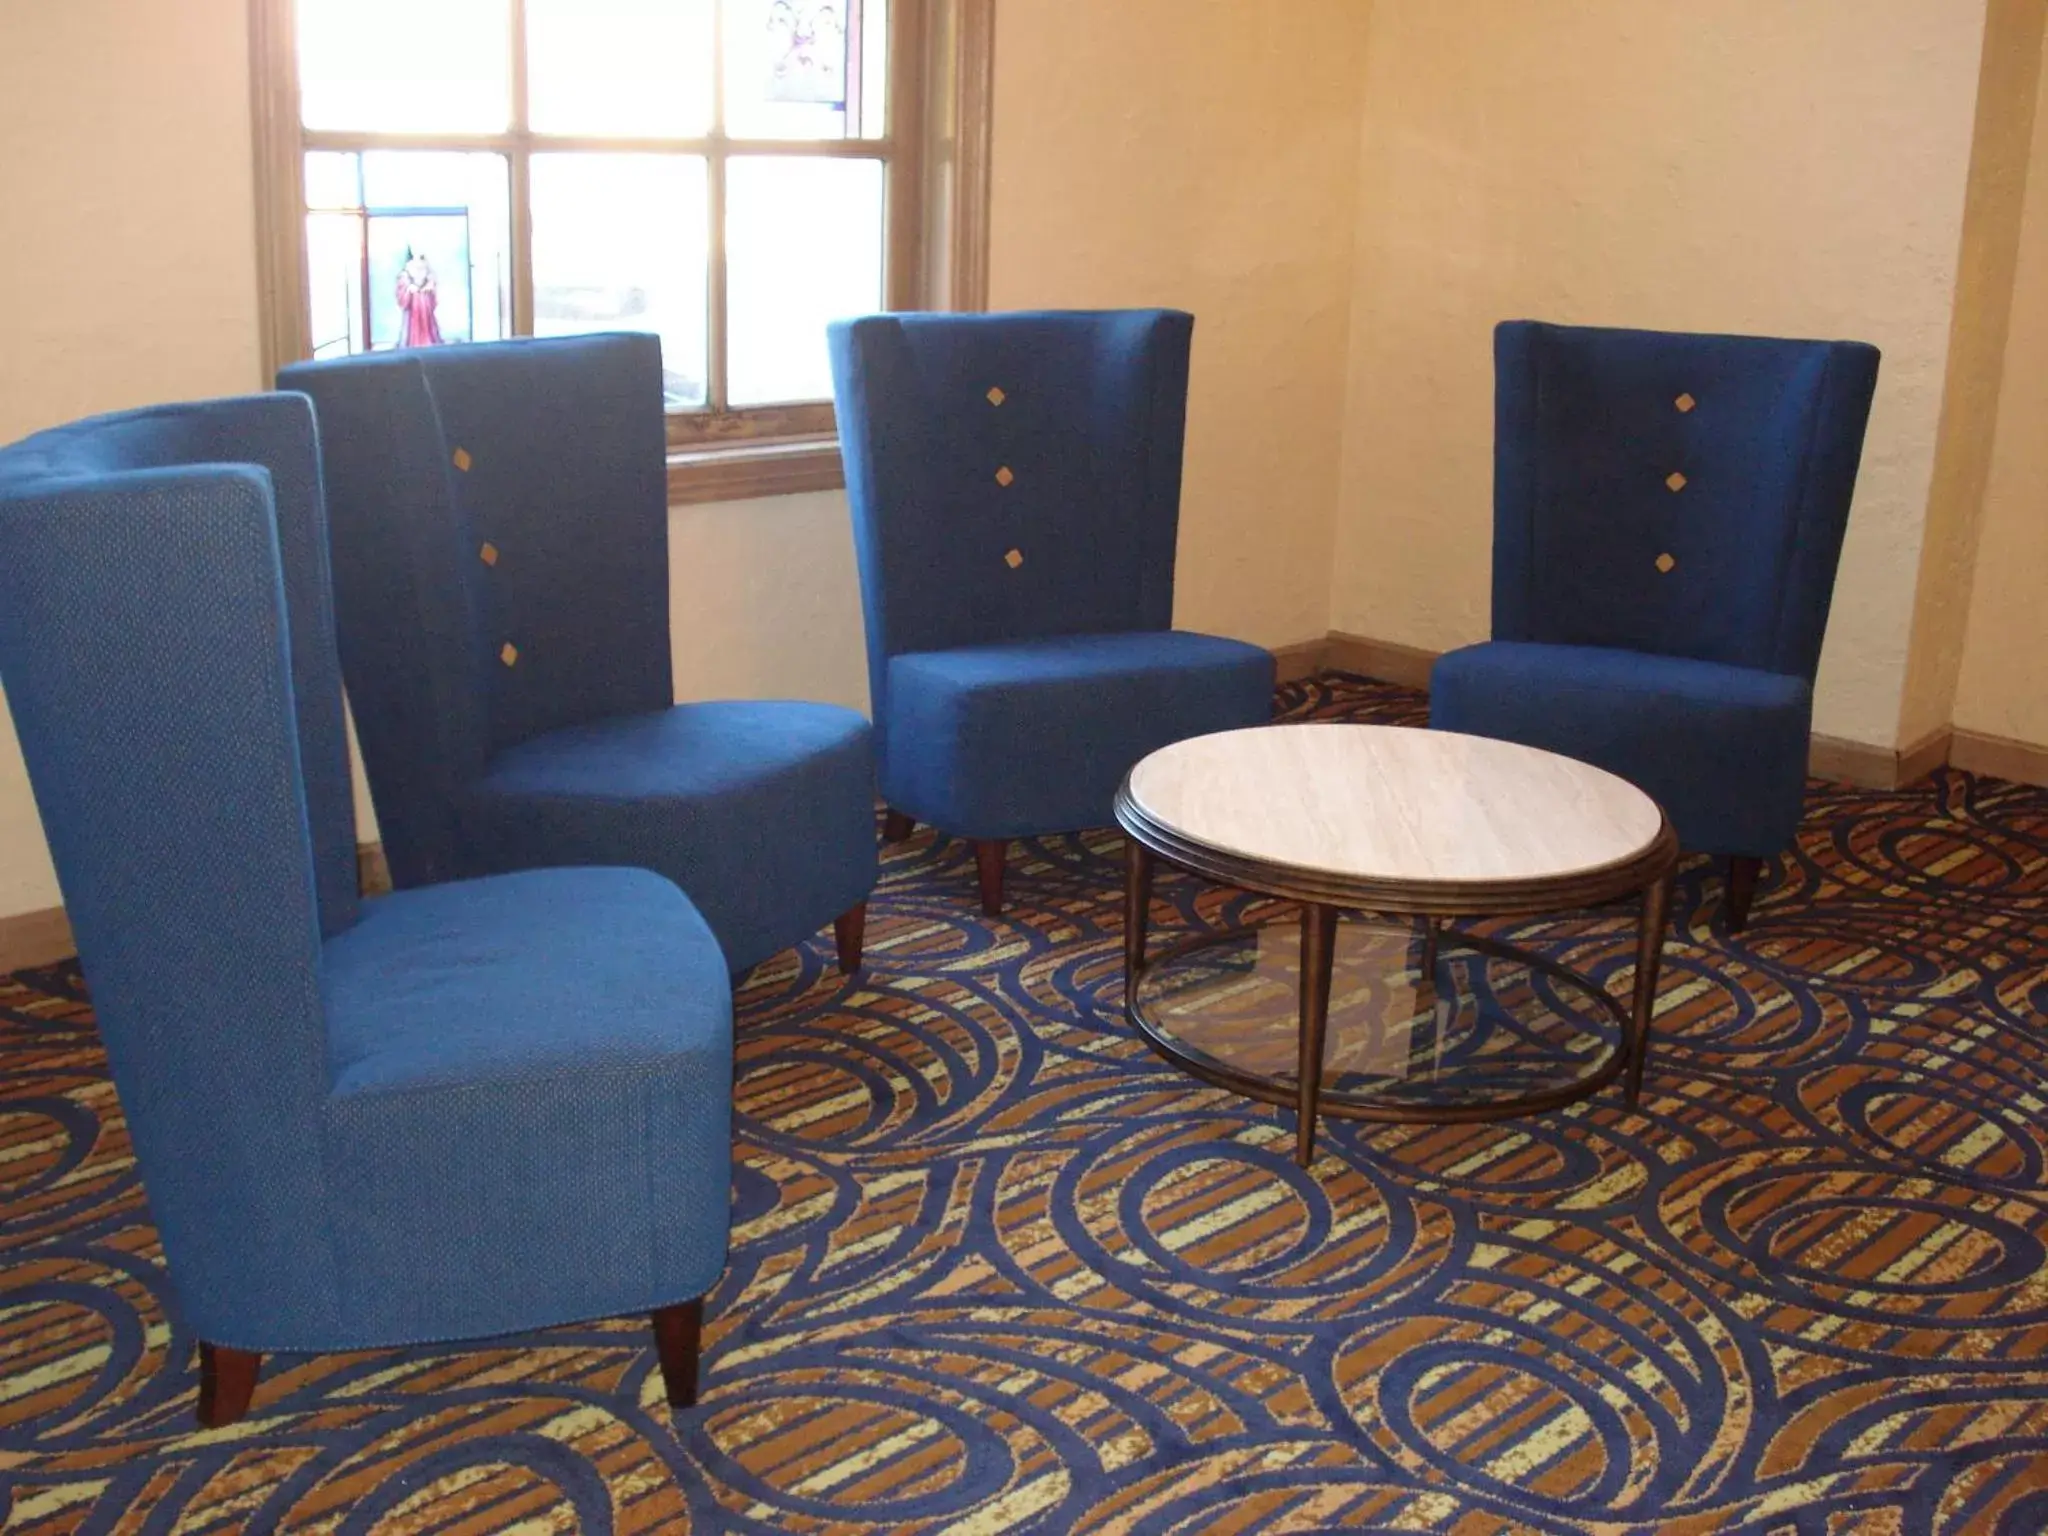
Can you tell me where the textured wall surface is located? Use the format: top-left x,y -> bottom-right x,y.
667,492 -> 869,715
1955,32 -> 2048,750
1898,0 -> 2047,750
0,0 -> 1370,920
987,0 -> 1372,651
0,0 -> 265,917
2,1 -> 2039,926
1330,0 -> 1989,748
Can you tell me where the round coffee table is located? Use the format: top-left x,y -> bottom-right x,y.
1114,724 -> 1680,1166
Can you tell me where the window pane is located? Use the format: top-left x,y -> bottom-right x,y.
306,214 -> 366,358
722,0 -> 887,141
726,157 -> 883,406
298,0 -> 512,133
303,152 -> 511,359
528,0 -> 714,137
304,151 -> 360,210
531,155 -> 710,411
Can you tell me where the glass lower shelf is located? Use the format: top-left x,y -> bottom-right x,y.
1131,916 -> 1626,1118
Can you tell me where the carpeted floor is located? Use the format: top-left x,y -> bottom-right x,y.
3,673 -> 2046,1534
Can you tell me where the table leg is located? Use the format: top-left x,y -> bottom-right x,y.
1419,918 -> 1440,984
1295,903 -> 1338,1168
1123,839 -> 1154,1007
1625,870 -> 1676,1107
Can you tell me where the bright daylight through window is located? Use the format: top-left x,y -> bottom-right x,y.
289,0 -> 897,424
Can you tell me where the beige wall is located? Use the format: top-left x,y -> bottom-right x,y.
987,0 -> 1371,650
667,494 -> 869,713
0,0 -> 265,917
1955,29 -> 2048,750
0,0 -> 1369,921
4,0 -> 2042,928
1898,0 -> 2047,751
1330,0 -> 1990,749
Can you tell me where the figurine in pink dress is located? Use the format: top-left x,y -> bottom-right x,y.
395,248 -> 443,348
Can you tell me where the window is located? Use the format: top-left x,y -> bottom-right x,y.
252,0 -> 992,502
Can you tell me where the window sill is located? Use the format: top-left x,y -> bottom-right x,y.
667,435 -> 845,507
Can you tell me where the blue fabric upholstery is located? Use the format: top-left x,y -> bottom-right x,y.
886,633 -> 1276,839
323,868 -> 730,1341
0,403 -> 732,1356
465,701 -> 875,975
0,398 -> 359,938
830,311 -> 1275,837
1433,643 -> 1813,856
280,335 -> 876,973
1432,321 -> 1880,857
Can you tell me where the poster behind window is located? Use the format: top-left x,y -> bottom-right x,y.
765,0 -> 848,106
368,215 -> 474,351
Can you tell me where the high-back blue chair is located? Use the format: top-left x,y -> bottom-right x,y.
280,334 -> 877,976
829,310 -> 1275,913
1432,321 -> 1881,929
0,397 -> 734,1425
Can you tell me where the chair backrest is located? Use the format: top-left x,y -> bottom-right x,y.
281,333 -> 673,888
0,401 -> 346,1341
1493,320 -> 1880,677
830,309 -> 1193,715
0,397 -> 358,935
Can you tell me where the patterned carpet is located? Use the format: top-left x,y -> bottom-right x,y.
3,673 -> 2047,1535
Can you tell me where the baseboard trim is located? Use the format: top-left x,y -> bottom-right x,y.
1322,631 -> 1440,691
1898,726 -> 1955,786
1808,733 -> 1915,791
357,842 -> 394,898
5,669 -> 2043,980
1304,630 -> 2048,793
0,905 -> 75,975
1269,639 -> 1329,685
1951,727 -> 2048,788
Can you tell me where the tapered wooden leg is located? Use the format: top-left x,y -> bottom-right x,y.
1123,838 -> 1154,990
974,839 -> 1008,916
1625,870 -> 1677,1107
833,902 -> 866,975
197,1343 -> 260,1428
1419,918 -> 1440,984
882,810 -> 914,843
1295,904 -> 1339,1168
651,1299 -> 704,1410
1726,856 -> 1761,932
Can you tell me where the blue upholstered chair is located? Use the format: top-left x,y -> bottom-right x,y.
279,334 -> 877,976
828,310 -> 1276,913
0,397 -> 732,1426
1432,321 -> 1881,929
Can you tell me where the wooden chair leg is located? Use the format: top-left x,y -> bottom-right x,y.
882,809 -> 915,843
833,902 -> 866,975
1726,856 -> 1761,932
651,1299 -> 704,1410
974,839 -> 1008,916
197,1343 -> 261,1427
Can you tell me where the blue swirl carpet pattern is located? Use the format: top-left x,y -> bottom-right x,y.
2,675 -> 2046,1534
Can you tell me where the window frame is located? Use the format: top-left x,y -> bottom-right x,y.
250,0 -> 991,504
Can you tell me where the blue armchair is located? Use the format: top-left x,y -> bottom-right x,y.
1432,321 -> 1880,928
829,310 -> 1276,913
279,334 -> 877,976
0,397 -> 732,1425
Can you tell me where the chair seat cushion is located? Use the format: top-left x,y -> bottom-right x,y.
1430,641 -> 1813,857
321,866 -> 732,1341
463,701 -> 878,974
882,631 -> 1275,839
